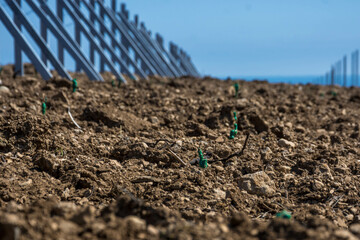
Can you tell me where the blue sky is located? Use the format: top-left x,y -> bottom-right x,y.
1,0 -> 360,78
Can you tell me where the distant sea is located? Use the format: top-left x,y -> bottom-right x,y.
221,76 -> 325,85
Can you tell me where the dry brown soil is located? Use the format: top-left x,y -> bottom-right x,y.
0,64 -> 360,239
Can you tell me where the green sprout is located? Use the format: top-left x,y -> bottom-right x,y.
72,78 -> 78,93
229,112 -> 238,139
0,67 -> 3,75
331,91 -> 337,97
55,147 -> 64,157
275,210 -> 292,219
229,129 -> 237,139
41,97 -> 47,115
111,79 -> 116,87
118,78 -> 122,88
198,148 -> 208,168
234,83 -> 239,97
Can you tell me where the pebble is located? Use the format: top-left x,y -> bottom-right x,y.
19,179 -> 33,187
0,86 -> 10,95
219,223 -> 229,233
295,125 -> 306,133
150,116 -> 159,124
312,180 -> 324,190
279,165 -> 291,173
239,171 -> 275,196
213,165 -> 224,172
147,225 -> 159,236
215,136 -> 225,143
213,188 -> 226,199
125,216 -> 146,231
278,138 -> 296,148
236,98 -> 249,108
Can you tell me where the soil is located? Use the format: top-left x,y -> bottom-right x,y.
0,63 -> 360,239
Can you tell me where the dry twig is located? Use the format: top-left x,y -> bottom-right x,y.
167,149 -> 187,166
208,133 -> 250,163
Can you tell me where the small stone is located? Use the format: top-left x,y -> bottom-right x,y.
236,98 -> 249,108
295,125 -> 306,133
125,216 -> 146,231
141,142 -> 148,149
260,147 -> 272,162
62,188 -> 70,199
150,116 -> 159,124
19,179 -> 33,187
147,225 -> 159,236
215,136 -> 225,143
312,180 -> 324,191
346,214 -> 355,221
239,171 -> 275,196
316,163 -> 334,180
213,165 -> 224,172
350,207 -> 358,214
219,224 -> 229,233
175,140 -> 182,147
213,188 -> 226,199
278,138 -> 296,148
0,86 -> 10,95
279,166 -> 291,173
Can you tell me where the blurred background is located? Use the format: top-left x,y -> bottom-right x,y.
1,0 -> 360,84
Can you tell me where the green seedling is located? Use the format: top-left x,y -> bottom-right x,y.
331,91 -> 337,97
41,97 -> 47,115
111,80 -> 116,87
234,83 -> 239,97
229,129 -> 237,139
72,78 -> 78,93
229,114 -> 238,139
118,78 -> 122,88
55,147 -> 64,157
198,148 -> 208,168
0,67 -> 3,75
320,93 -> 324,97
275,210 -> 292,219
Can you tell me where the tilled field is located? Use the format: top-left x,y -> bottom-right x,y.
0,64 -> 360,239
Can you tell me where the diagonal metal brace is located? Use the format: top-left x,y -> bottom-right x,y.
5,0 -> 71,80
0,5 -> 52,80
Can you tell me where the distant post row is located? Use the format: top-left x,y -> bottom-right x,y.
316,50 -> 359,86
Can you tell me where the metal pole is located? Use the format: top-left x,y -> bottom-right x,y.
14,0 -> 23,76
56,0 -> 64,64
89,0 -> 95,65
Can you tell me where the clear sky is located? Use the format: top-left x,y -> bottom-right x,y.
1,0 -> 360,78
